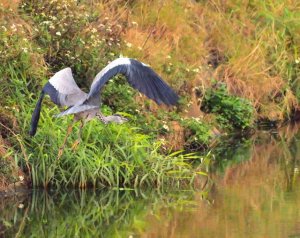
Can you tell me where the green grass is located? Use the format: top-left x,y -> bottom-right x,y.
3,68 -> 208,189
26,120 -> 203,189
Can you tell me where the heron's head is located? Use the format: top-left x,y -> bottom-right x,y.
110,114 -> 129,124
97,113 -> 128,124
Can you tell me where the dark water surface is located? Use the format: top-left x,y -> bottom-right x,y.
2,123 -> 300,237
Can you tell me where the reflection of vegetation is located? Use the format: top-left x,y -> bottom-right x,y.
0,189 -> 198,237
210,123 -> 300,189
138,125 -> 300,238
211,134 -> 253,173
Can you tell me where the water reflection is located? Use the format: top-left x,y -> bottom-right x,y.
0,189 -> 198,238
141,123 -> 300,237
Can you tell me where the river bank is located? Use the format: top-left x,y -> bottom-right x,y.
1,1 -> 300,190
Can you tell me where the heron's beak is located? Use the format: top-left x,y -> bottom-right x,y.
113,114 -> 129,124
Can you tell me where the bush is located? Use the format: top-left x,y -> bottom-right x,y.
180,118 -> 212,151
201,83 -> 254,130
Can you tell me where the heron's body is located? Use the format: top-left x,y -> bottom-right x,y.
30,57 -> 179,136
74,109 -> 99,122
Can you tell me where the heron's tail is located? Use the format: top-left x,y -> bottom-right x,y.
29,92 -> 45,136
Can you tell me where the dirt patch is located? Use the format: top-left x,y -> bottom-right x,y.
162,121 -> 185,151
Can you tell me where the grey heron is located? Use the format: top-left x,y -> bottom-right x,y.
29,57 -> 179,139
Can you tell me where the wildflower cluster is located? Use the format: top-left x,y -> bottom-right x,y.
21,0 -> 125,83
0,5 -> 45,97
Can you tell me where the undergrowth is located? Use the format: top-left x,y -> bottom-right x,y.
180,118 -> 212,151
27,120 -> 203,189
5,70 -> 208,189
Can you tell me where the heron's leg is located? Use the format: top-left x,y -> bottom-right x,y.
71,120 -> 84,151
57,121 -> 75,160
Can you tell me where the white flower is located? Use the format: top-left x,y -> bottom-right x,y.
42,21 -> 51,25
21,47 -> 28,53
11,24 -> 17,32
1,26 -> 7,31
162,124 -> 169,131
55,31 -> 61,36
126,42 -> 132,48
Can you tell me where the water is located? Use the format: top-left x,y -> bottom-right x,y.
2,123 -> 300,237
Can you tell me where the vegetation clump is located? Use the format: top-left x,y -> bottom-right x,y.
201,83 -> 254,130
180,118 -> 213,151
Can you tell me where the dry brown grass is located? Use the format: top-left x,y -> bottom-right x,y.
118,0 -> 300,121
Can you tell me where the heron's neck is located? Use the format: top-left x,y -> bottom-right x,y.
96,112 -> 108,124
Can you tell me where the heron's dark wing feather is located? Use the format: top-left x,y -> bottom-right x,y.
88,60 -> 128,99
29,68 -> 87,136
29,92 -> 45,136
87,58 -> 179,106
127,59 -> 179,105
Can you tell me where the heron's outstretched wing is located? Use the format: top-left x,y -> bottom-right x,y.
44,67 -> 87,107
30,68 -> 87,136
87,58 -> 179,106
